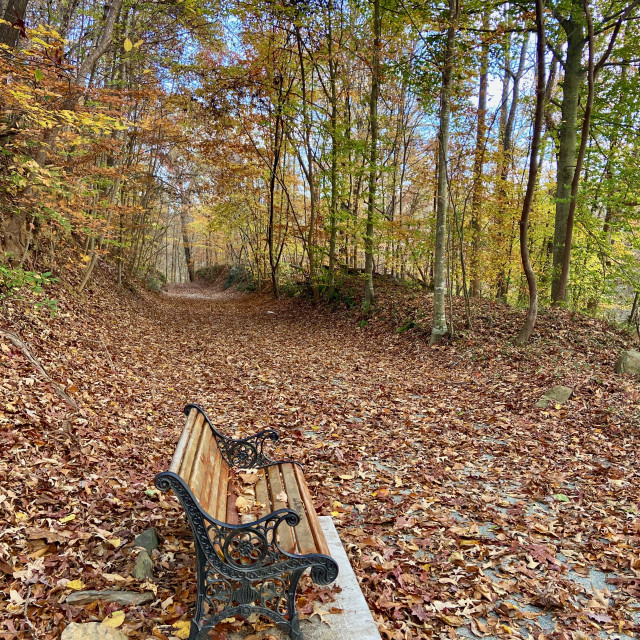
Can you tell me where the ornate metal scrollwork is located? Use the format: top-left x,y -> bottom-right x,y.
155,471 -> 339,640
184,403 -> 279,468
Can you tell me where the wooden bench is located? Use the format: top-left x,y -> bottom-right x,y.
155,404 -> 338,640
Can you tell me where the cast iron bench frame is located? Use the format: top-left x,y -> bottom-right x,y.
155,404 -> 339,640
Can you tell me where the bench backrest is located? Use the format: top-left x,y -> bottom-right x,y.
169,407 -> 228,521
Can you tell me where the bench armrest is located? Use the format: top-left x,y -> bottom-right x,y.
185,403 -> 279,469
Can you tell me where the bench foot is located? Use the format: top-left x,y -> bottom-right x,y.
190,568 -> 311,640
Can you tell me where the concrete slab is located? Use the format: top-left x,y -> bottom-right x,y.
228,516 -> 381,640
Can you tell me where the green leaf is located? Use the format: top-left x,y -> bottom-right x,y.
553,494 -> 570,503
34,69 -> 43,82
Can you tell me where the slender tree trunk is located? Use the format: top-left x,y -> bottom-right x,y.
268,87 -> 283,298
430,0 -> 457,344
495,33 -> 529,301
295,24 -> 319,302
363,0 -> 381,309
327,0 -> 339,299
516,0 -> 546,345
469,10 -> 489,297
180,204 -> 195,283
551,9 -> 584,303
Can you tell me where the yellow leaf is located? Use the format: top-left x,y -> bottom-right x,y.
107,538 -> 121,548
339,474 -> 354,480
67,579 -> 85,590
134,39 -> 143,48
123,38 -> 133,52
60,514 -> 75,523
235,496 -> 249,512
459,539 -> 480,547
102,611 -> 125,628
172,621 -> 191,639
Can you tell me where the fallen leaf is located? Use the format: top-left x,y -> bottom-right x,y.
66,579 -> 86,590
102,610 -> 125,628
172,620 -> 191,639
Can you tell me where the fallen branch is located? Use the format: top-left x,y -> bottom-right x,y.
0,328 -> 78,409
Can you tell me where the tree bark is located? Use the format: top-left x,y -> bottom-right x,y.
0,0 -> 28,47
469,10 -> 489,297
327,0 -> 339,299
180,204 -> 195,283
553,0 -> 629,303
495,33 -> 529,301
363,0 -> 381,310
430,0 -> 457,344
550,7 -> 584,303
516,0 -> 546,346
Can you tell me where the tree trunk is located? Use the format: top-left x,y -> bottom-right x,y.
495,33 -> 529,301
0,0 -> 28,47
268,87 -> 283,298
551,9 -> 584,303
430,0 -> 457,344
516,0 -> 546,345
363,0 -> 381,310
180,205 -> 195,282
327,0 -> 339,300
295,24 -> 319,302
553,0 -> 627,304
469,10 -> 489,297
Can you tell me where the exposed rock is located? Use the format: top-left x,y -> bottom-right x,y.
614,350 -> 640,375
133,528 -> 158,553
65,590 -> 154,606
536,385 -> 573,409
131,550 -> 153,580
61,622 -> 128,640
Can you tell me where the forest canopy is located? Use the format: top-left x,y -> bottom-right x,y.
1,0 -> 640,341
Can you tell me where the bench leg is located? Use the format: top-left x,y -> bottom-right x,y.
190,564 -> 308,640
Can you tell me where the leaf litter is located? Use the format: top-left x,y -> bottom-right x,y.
0,279 -> 639,640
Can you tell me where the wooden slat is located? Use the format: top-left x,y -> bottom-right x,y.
169,409 -> 198,473
216,464 -> 229,523
224,468 -> 239,525
178,413 -> 205,481
267,466 -> 295,553
254,471 -> 271,520
293,464 -> 330,556
188,424 -> 213,505
200,445 -> 221,516
281,463 -> 317,555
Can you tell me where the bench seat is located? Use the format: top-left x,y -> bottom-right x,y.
156,404 -> 338,640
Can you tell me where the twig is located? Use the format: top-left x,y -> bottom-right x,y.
0,328 -> 78,409
24,585 -> 36,638
98,335 -> 115,369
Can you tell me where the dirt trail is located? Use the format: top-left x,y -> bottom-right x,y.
2,286 -> 639,640
162,282 -> 244,301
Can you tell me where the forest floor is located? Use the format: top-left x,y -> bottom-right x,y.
1,277 -> 640,640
